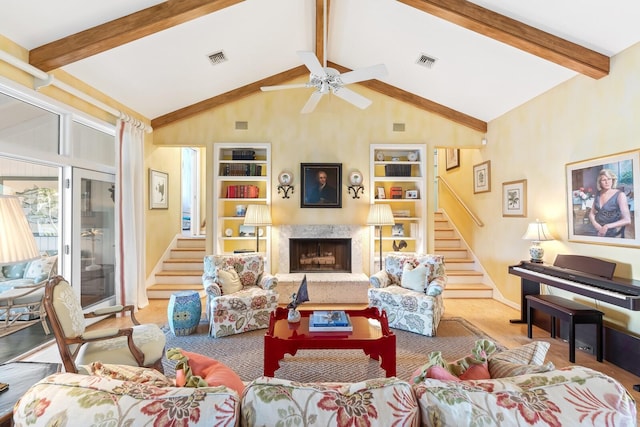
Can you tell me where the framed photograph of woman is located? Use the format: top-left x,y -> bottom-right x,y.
300,163 -> 342,208
566,150 -> 639,247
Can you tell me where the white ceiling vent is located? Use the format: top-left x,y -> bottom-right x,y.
208,51 -> 228,66
416,53 -> 437,69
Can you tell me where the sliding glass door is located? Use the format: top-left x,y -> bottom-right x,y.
72,169 -> 116,308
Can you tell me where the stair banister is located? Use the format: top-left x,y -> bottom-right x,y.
437,176 -> 484,227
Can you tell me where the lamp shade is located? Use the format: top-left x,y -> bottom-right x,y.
0,195 -> 40,264
243,204 -> 272,226
522,220 -> 553,242
366,204 -> 395,226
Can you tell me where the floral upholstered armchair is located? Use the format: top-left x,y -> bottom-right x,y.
368,253 -> 447,336
202,253 -> 278,337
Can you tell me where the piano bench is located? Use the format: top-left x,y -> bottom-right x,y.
526,294 -> 603,363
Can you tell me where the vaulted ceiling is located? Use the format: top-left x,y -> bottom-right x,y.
2,0 -> 640,133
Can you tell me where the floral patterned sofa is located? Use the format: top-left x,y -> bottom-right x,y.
14,364 -> 636,426
202,253 -> 278,337
368,253 -> 447,336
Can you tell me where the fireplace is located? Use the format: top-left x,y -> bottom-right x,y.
289,238 -> 351,273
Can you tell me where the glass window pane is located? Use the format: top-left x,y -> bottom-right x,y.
0,157 -> 60,256
71,121 -> 114,166
0,93 -> 59,153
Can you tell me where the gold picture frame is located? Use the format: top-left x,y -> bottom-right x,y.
473,160 -> 491,194
502,179 -> 527,217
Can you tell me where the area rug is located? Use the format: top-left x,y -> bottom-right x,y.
162,317 -> 505,383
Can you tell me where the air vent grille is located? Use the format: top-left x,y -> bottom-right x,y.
208,51 -> 228,66
235,121 -> 248,130
416,53 -> 437,69
393,123 -> 405,132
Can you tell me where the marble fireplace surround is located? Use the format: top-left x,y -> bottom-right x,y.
275,225 -> 369,304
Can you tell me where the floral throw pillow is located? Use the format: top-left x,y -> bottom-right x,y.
86,362 -> 174,387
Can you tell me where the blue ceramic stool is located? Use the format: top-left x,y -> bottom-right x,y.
168,291 -> 201,336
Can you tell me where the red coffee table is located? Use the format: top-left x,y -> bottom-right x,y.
264,307 -> 396,377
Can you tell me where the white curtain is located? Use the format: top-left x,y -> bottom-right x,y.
115,117 -> 148,308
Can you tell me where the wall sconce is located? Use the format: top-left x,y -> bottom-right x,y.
277,171 -> 294,199
347,170 -> 364,199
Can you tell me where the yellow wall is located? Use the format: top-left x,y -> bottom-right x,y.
440,42 -> 640,334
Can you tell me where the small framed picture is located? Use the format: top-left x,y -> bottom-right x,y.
391,224 -> 405,237
149,169 -> 168,209
446,148 -> 460,170
502,179 -> 527,217
239,225 -> 256,237
405,189 -> 419,199
473,161 -> 491,194
376,187 -> 386,199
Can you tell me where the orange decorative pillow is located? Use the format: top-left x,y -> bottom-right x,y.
167,348 -> 244,395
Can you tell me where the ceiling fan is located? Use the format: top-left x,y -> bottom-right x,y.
260,0 -> 388,114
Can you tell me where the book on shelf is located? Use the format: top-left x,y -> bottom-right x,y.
309,310 -> 353,332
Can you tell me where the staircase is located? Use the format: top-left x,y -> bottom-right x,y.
146,236 -> 206,299
434,211 -> 494,298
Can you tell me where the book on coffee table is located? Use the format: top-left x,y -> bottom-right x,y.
310,311 -> 353,332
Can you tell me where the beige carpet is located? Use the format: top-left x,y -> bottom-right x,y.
162,317 -> 504,383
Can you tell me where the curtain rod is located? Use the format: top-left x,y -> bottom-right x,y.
0,49 -> 152,133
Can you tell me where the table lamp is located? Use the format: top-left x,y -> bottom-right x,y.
243,204 -> 272,252
522,219 -> 553,263
367,204 -> 395,270
0,195 -> 40,265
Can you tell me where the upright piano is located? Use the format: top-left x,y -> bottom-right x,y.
509,254 -> 640,323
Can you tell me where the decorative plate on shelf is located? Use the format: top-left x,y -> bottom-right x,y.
258,229 -> 264,237
225,228 -> 233,237
407,151 -> 418,161
349,171 -> 363,186
278,171 -> 293,185
376,151 -> 385,161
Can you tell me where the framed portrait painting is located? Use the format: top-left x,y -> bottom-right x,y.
566,150 -> 639,246
502,179 -> 527,217
300,163 -> 342,208
149,169 -> 168,209
473,161 -> 491,194
446,148 -> 460,170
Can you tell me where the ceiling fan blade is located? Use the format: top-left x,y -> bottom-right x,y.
260,83 -> 309,92
332,87 -> 372,110
297,51 -> 325,76
340,64 -> 388,85
301,91 -> 324,114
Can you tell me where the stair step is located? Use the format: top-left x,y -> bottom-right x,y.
443,283 -> 493,298
162,259 -> 204,271
434,237 -> 462,248
434,228 -> 456,238
434,248 -> 469,259
154,270 -> 202,285
170,248 -> 206,259
176,237 -> 206,249
147,283 -> 205,299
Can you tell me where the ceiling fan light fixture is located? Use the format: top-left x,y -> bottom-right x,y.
416,53 -> 438,69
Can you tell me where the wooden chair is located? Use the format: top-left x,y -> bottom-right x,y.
44,275 -> 166,374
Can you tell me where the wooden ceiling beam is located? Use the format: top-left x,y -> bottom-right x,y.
29,0 -> 244,72
151,65 -> 309,129
330,62 -> 487,133
397,0 -> 609,79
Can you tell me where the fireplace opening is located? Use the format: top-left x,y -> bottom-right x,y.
289,238 -> 351,273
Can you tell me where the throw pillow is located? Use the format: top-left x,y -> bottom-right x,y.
23,255 -> 58,283
400,263 -> 428,292
2,262 -> 28,279
86,362 -> 174,387
411,339 -> 497,383
489,341 -> 550,365
489,359 -> 555,378
167,347 -> 245,395
215,267 -> 243,295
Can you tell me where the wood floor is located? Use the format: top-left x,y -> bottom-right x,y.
8,297 -> 640,418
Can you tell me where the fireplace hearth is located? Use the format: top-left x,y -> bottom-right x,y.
289,238 -> 351,273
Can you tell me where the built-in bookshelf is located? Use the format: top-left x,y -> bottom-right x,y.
369,144 -> 427,272
213,143 -> 271,261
